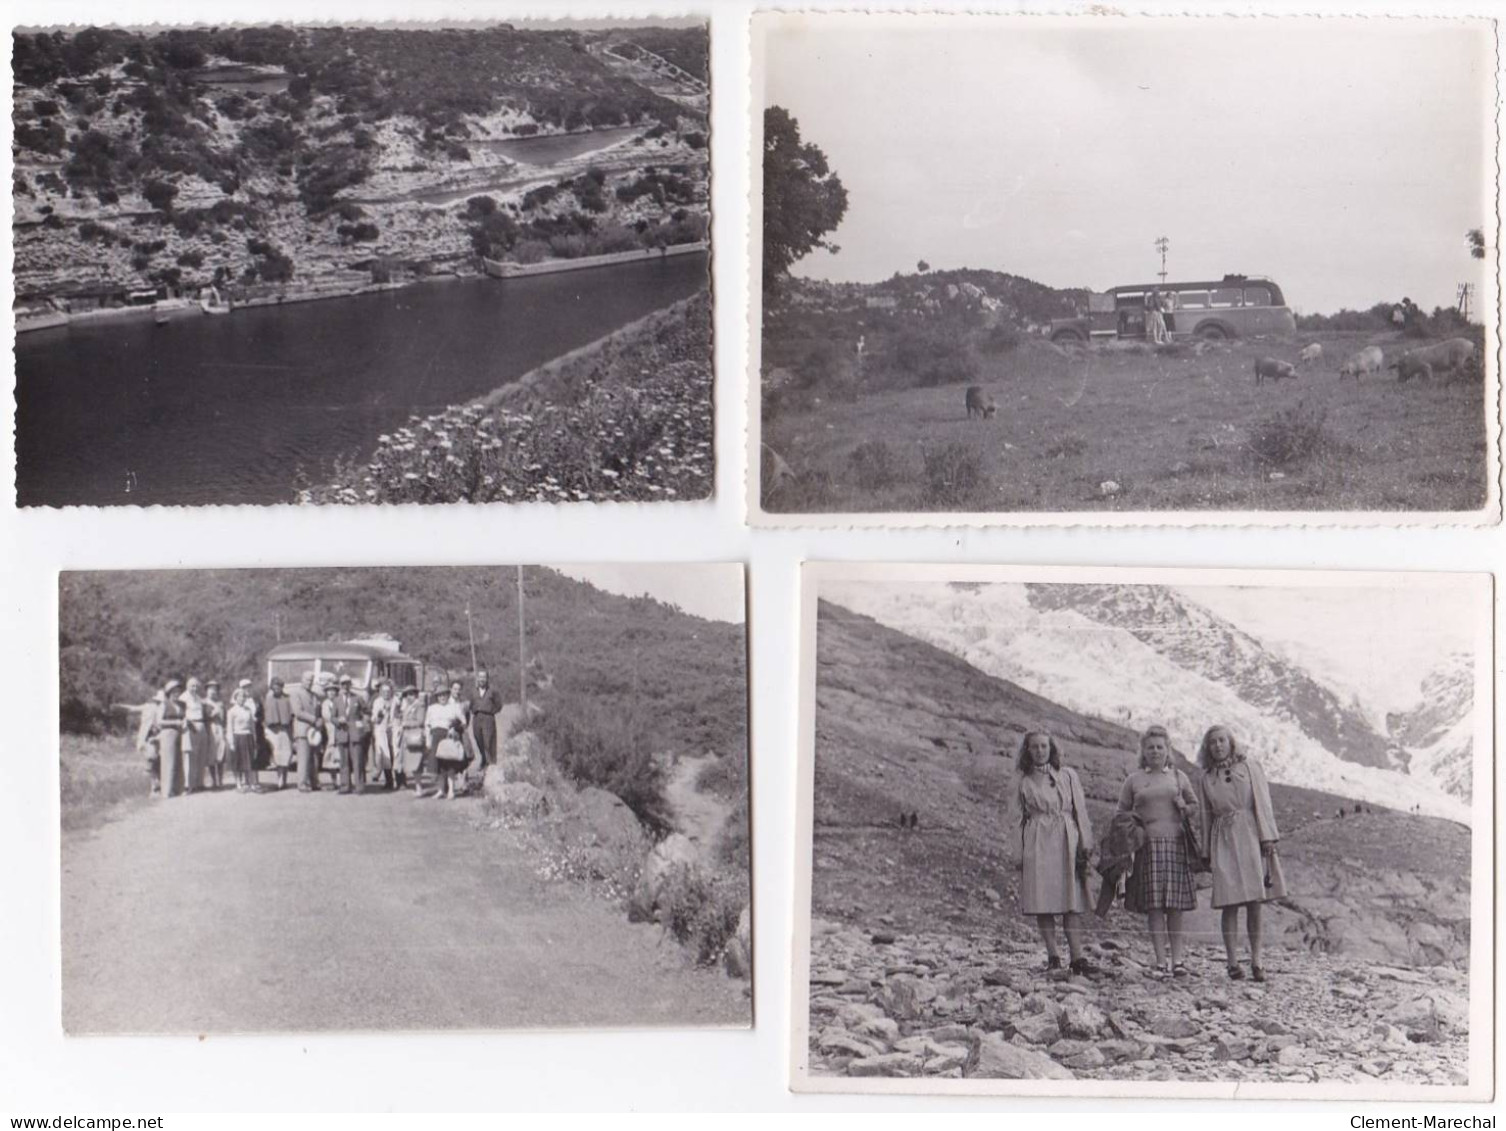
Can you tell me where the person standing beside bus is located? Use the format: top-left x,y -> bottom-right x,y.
226,688 -> 261,793
140,677 -> 186,798
263,676 -> 295,791
290,671 -> 322,793
204,680 -> 227,791
180,677 -> 212,795
331,675 -> 367,795
398,686 -> 427,793
1146,290 -> 1169,344
369,681 -> 398,790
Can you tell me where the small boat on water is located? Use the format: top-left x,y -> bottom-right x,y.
199,285 -> 232,315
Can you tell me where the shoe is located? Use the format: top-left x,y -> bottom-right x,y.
1250,966 -> 1267,983
1045,955 -> 1062,971
1069,957 -> 1099,977
1172,963 -> 1193,978
298,785 -> 312,793
1227,963 -> 1245,980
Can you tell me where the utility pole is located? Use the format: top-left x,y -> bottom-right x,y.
1457,282 -> 1474,322
1154,236 -> 1170,284
516,566 -> 527,714
274,610 -> 281,643
464,605 -> 478,675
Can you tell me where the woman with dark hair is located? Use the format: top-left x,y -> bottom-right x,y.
1117,725 -> 1200,978
1196,725 -> 1285,982
1011,730 -> 1097,975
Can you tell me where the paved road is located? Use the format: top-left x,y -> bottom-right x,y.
61,787 -> 748,1034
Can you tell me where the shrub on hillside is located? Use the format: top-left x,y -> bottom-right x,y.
1247,400 -> 1339,467
922,442 -> 984,507
889,323 -> 978,387
849,440 -> 903,489
535,698 -> 670,834
658,862 -> 744,966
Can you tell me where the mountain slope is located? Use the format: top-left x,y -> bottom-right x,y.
825,582 -> 1469,821
1387,653 -> 1475,801
811,599 -> 1471,967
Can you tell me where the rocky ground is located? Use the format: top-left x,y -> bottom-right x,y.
806,918 -> 1470,1085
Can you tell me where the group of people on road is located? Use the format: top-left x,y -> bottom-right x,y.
1010,723 -> 1284,984
138,667 -> 507,802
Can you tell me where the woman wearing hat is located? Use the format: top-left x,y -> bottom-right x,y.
424,686 -> 468,801
1010,730 -> 1098,976
139,677 -> 186,798
180,677 -> 212,795
262,677 -> 295,791
1116,725 -> 1200,978
398,686 -> 427,793
1196,725 -> 1285,982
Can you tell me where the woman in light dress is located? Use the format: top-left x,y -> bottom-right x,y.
1116,726 -> 1200,979
399,686 -> 428,793
180,677 -> 212,795
226,687 -> 262,793
1196,725 -> 1285,983
1011,731 -> 1098,976
369,681 -> 399,790
204,680 -> 228,790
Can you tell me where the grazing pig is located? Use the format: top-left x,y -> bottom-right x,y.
1298,343 -> 1323,364
1338,345 -> 1385,381
1391,337 -> 1478,383
1254,357 -> 1298,386
965,385 -> 998,419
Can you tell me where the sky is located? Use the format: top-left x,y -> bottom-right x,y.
552,564 -> 745,624
761,15 -> 1493,315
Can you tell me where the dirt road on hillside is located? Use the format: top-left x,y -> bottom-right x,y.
61,787 -> 747,1033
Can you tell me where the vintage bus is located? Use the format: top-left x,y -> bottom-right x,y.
264,636 -> 432,700
1048,275 -> 1296,343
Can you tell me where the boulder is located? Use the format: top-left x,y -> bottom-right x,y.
964,1032 -> 1076,1080
880,974 -> 937,1021
628,831 -> 698,921
1013,1012 -> 1061,1045
1064,1047 -> 1106,1071
1151,1016 -> 1201,1039
482,773 -> 549,817
856,1016 -> 899,1045
816,1027 -> 880,1058
723,935 -> 750,980
1060,997 -> 1107,1039
1213,1036 -> 1253,1061
848,1052 -> 923,1078
575,786 -> 647,849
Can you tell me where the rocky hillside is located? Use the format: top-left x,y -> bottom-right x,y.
806,920 -> 1469,1085
805,601 -> 1475,1084
1387,653 -> 1475,801
824,582 -> 1469,819
13,25 -> 709,301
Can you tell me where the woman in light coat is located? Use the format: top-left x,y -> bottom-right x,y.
1116,725 -> 1200,978
1196,725 -> 1285,982
1011,731 -> 1098,975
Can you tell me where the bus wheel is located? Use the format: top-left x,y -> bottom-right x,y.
1051,331 -> 1085,346
1197,324 -> 1230,341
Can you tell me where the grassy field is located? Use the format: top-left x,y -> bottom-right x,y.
60,733 -> 151,833
763,329 -> 1490,513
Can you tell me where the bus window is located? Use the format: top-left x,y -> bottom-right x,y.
1244,287 -> 1272,307
321,658 -> 373,687
1115,292 -> 1144,309
267,659 -> 308,686
1210,288 -> 1242,307
1176,291 -> 1209,309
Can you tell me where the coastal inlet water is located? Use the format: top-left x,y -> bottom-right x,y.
16,252 -> 708,507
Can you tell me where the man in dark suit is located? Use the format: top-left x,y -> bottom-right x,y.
332,675 -> 368,795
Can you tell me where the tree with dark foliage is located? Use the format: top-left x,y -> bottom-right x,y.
762,105 -> 847,291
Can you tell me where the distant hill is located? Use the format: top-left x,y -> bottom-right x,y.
811,599 -> 1470,968
825,581 -> 1470,819
13,25 -> 709,298
57,566 -> 746,766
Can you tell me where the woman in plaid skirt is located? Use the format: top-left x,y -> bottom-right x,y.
1116,726 -> 1200,979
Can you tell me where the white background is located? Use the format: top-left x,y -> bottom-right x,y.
2,0 -> 1503,1119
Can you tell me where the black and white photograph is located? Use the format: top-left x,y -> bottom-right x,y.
792,563 -> 1491,1097
13,19 -> 712,507
58,563 -> 750,1033
751,14 -> 1498,524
